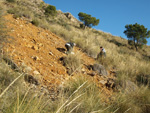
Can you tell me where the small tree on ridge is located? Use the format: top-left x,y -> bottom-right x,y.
124,23 -> 150,51
78,12 -> 99,28
44,5 -> 57,16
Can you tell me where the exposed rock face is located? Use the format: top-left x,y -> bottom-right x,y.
64,12 -> 80,23
90,64 -> 108,76
30,0 -> 43,4
64,13 -> 72,20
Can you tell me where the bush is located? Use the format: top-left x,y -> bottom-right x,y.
31,19 -> 39,26
62,54 -> 81,75
80,23 -> 85,29
6,0 -> 15,3
128,40 -> 134,46
136,74 -> 150,87
44,5 -> 57,16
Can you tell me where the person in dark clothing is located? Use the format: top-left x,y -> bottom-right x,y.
65,42 -> 76,54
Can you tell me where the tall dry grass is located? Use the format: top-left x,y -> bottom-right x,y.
1,0 -> 150,112
109,86 -> 150,113
62,53 -> 81,75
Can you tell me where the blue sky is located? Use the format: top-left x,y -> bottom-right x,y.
44,0 -> 150,45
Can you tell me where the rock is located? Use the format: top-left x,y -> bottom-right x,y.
3,57 -> 19,71
64,13 -> 72,19
24,74 -> 39,85
30,0 -> 43,4
25,66 -> 32,72
49,52 -> 54,56
81,68 -> 85,72
91,64 -> 108,76
24,70 -> 42,85
71,52 -> 74,54
123,80 -> 138,93
33,70 -> 40,75
37,43 -> 43,47
32,56 -> 40,61
32,45 -> 39,50
106,78 -> 116,89
99,80 -> 107,85
88,72 -> 96,76
21,62 -> 32,72
64,12 -> 79,23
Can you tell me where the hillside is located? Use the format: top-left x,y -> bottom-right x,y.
1,0 -> 150,113
3,14 -> 115,97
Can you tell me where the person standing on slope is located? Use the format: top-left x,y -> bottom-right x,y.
97,46 -> 106,63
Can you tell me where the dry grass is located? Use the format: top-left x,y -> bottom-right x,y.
109,86 -> 150,113
54,75 -> 107,113
1,0 -> 150,112
62,53 -> 81,75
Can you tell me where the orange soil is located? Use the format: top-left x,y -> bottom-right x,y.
3,14 -> 114,98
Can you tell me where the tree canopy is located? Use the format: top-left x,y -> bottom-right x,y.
124,23 -> 150,50
78,12 -> 99,28
44,5 -> 57,16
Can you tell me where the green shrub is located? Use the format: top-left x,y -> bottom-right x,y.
136,74 -> 150,87
6,0 -> 15,3
80,23 -> 85,29
13,14 -> 21,19
44,5 -> 57,16
128,40 -> 134,46
7,9 -> 15,14
31,19 -> 39,26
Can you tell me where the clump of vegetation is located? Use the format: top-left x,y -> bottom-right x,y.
80,23 -> 85,29
55,76 -> 105,113
31,19 -> 39,26
109,86 -> 150,113
7,6 -> 34,19
44,5 -> 57,16
62,54 -> 81,75
6,0 -> 15,3
124,23 -> 150,51
78,12 -> 100,28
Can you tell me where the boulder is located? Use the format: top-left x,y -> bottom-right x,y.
24,70 -> 41,85
64,13 -> 72,20
90,64 -> 108,76
121,80 -> 138,93
99,80 -> 107,85
64,12 -> 80,23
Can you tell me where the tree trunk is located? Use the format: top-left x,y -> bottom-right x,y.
134,38 -> 138,51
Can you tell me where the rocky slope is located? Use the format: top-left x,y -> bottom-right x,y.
3,14 -> 115,98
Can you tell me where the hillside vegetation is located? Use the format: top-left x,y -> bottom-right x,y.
0,0 -> 150,113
